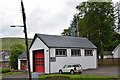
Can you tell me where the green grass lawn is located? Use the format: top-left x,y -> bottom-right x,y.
39,74 -> 118,80
0,38 -> 32,50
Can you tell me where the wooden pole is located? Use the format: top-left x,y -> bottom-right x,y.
21,0 -> 31,80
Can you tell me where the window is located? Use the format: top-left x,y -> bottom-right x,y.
85,50 -> 93,56
63,65 -> 68,68
56,49 -> 67,57
63,65 -> 71,68
71,49 -> 81,56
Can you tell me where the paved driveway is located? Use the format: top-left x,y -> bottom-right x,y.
83,66 -> 119,77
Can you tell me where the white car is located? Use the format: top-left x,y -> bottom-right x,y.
59,64 -> 83,74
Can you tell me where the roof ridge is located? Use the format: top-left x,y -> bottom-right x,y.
36,33 -> 86,39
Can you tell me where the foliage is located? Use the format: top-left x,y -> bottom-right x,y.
10,43 -> 25,69
0,68 -> 10,73
76,1 -> 115,59
61,1 -> 118,59
61,27 -> 71,36
106,32 -> 120,51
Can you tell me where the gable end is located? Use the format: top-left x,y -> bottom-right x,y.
29,34 -> 49,49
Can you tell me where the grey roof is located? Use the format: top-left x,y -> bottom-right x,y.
36,34 -> 97,49
18,52 -> 27,59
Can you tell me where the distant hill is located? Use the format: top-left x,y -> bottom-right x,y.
0,38 -> 32,51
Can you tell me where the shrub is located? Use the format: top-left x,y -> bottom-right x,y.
0,68 -> 11,73
10,43 -> 25,69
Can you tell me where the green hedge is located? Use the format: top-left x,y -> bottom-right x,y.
0,68 -> 11,73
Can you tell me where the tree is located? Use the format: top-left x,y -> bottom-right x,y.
10,43 -> 25,69
76,1 -> 115,59
61,14 -> 79,37
61,27 -> 71,36
106,32 -> 120,51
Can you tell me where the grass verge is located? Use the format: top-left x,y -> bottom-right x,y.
39,74 -> 118,80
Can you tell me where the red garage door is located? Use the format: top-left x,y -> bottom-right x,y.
34,50 -> 44,72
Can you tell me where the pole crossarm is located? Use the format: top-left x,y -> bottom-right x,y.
10,25 -> 24,27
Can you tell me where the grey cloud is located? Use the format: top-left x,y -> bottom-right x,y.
27,2 -> 79,37
1,1 -> 80,38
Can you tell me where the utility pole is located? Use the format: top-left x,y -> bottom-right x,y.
20,0 -> 31,80
10,0 -> 31,79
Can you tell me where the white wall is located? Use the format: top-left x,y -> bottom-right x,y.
50,48 -> 97,73
29,37 -> 49,73
18,59 -> 21,70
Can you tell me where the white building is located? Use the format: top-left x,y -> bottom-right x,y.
25,34 -> 97,74
112,44 -> 120,58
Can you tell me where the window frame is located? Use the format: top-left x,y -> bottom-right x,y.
55,49 -> 67,57
84,49 -> 93,56
71,49 -> 81,57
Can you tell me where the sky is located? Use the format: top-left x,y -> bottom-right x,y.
0,0 -> 119,38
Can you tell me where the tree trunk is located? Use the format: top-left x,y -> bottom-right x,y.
100,40 -> 104,59
99,27 -> 104,59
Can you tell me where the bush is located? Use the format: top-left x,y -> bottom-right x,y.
0,68 -> 11,73
10,43 -> 25,69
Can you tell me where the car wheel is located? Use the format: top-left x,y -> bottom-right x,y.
59,70 -> 62,74
70,70 -> 74,74
79,72 -> 82,74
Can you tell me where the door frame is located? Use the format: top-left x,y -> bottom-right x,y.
33,49 -> 44,72
20,60 -> 27,71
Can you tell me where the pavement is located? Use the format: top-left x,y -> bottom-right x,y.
1,66 -> 119,80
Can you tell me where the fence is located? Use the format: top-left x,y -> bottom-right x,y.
98,58 -> 120,66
